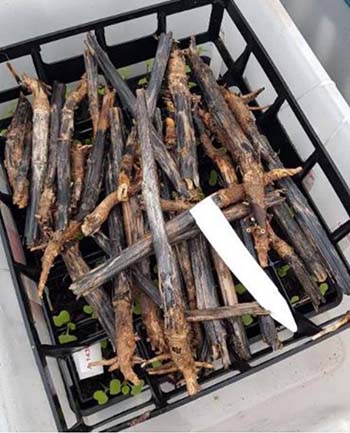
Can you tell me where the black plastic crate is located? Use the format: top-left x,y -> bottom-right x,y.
1,0 -> 350,431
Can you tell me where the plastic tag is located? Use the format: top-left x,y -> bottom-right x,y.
72,343 -> 103,380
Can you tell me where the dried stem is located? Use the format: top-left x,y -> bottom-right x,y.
70,141 -> 91,213
190,234 -> 230,367
13,119 -> 32,208
77,88 -> 115,219
38,82 -> 66,229
186,303 -> 268,321
56,77 -> 88,230
135,88 -> 198,395
146,32 -> 173,117
21,74 -> 50,247
62,242 -> 115,345
117,127 -> 137,201
267,222 -> 324,309
4,95 -> 32,195
84,48 -> 99,136
168,46 -> 199,189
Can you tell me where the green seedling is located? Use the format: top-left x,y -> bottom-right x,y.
109,379 -> 121,395
97,87 -> 106,96
319,282 -> 329,296
131,380 -> 145,396
151,360 -> 162,368
93,378 -> 144,404
146,58 -> 154,73
208,170 -> 218,186
83,304 -> 98,319
58,333 -> 78,344
242,314 -> 253,327
277,264 -> 290,278
93,390 -> 109,405
185,64 -> 191,74
0,129 -> 7,137
53,310 -> 70,327
188,81 -> 197,89
67,322 -> 76,331
133,300 -> 142,315
138,77 -> 148,86
100,339 -> 108,349
53,310 -> 78,343
121,384 -> 130,395
236,283 -> 247,295
290,295 -> 300,305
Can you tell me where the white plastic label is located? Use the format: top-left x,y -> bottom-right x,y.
72,343 -> 103,380
190,197 -> 297,333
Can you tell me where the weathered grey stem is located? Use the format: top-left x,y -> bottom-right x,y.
190,234 -> 230,367
146,32 -> 173,117
77,88 -> 114,220
168,46 -> 199,189
238,217 -> 281,350
84,49 -> 99,136
70,141 -> 91,213
135,88 -> 199,396
5,95 -> 32,198
267,222 -> 324,309
186,303 -> 268,322
23,76 -> 50,247
13,119 -> 32,209
56,78 -> 87,230
38,82 -> 66,228
63,243 -> 115,345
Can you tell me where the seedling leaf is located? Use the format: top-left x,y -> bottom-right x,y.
151,360 -> 162,368
290,295 -> 300,305
138,77 -> 148,86
83,305 -> 93,315
133,300 -> 142,315
131,380 -> 144,396
58,334 -> 78,344
93,390 -> 109,405
320,283 -> 329,296
242,314 -> 253,326
67,322 -> 76,331
236,283 -> 247,295
122,384 -> 130,395
109,379 -> 121,395
188,81 -> 197,89
277,264 -> 290,278
53,310 -> 71,327
208,170 -> 218,186
185,65 -> 191,74
100,339 -> 108,349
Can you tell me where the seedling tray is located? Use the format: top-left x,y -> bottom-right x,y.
0,0 -> 349,430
